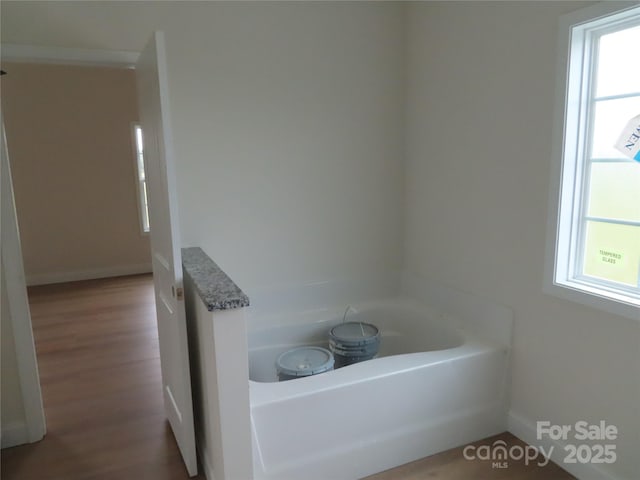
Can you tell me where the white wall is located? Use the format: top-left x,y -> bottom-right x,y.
0,1 -> 406,293
406,3 -> 639,479
3,2 -> 639,479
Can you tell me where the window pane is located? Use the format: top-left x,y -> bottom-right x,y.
595,24 -> 640,98
591,96 -> 640,158
137,154 -> 145,180
142,182 -> 150,232
135,126 -> 144,155
583,221 -> 640,287
588,162 -> 640,222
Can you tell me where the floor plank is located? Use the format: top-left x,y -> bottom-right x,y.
2,274 -> 575,479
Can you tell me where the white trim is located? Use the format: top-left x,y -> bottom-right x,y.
136,32 -> 197,475
543,1 -> 640,322
508,411 -> 623,480
0,421 -> 30,449
1,44 -> 138,68
26,263 -> 153,287
1,114 -> 46,445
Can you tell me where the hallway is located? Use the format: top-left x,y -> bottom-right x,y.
1,274 -> 202,480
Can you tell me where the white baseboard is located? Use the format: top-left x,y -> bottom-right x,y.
26,263 -> 152,286
1,421 -> 29,449
508,411 -> 623,480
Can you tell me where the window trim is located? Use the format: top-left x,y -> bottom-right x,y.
544,1 -> 640,321
131,122 -> 150,235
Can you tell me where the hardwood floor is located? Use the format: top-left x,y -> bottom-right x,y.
1,274 -> 204,480
2,274 -> 575,480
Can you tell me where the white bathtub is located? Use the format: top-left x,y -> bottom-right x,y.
248,298 -> 510,480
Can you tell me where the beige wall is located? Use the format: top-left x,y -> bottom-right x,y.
1,62 -> 150,284
406,3 -> 639,479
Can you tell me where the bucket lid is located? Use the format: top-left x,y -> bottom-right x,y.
276,346 -> 334,377
330,322 -> 379,345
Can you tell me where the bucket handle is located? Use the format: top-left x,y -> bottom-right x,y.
342,305 -> 356,323
342,305 -> 366,336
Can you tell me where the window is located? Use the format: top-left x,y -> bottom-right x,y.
547,3 -> 640,318
133,123 -> 150,233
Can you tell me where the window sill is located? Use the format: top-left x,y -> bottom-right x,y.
544,280 -> 640,322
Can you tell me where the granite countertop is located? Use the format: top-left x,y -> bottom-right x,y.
182,247 -> 250,311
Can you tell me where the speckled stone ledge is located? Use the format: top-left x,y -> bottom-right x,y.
182,247 -> 250,311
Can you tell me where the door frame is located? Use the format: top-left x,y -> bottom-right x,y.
1,43 -> 179,449
1,111 -> 46,447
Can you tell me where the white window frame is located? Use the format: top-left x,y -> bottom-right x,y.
132,122 -> 150,234
545,1 -> 640,321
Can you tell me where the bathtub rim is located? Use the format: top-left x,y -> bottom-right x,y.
249,338 -> 505,408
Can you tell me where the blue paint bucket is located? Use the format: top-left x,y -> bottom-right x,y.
276,346 -> 335,381
329,322 -> 380,368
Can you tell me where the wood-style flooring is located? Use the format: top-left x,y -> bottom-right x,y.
1,274 -> 203,480
2,274 -> 575,479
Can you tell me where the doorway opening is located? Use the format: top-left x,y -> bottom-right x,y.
1,43 -> 198,478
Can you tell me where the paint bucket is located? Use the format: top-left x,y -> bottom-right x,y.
276,346 -> 335,381
329,321 -> 380,368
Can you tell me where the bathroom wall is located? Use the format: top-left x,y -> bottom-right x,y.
405,3 -> 639,479
0,1 -> 406,293
3,2 -> 638,479
1,62 -> 150,285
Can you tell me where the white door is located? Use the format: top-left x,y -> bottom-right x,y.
136,32 -> 197,476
